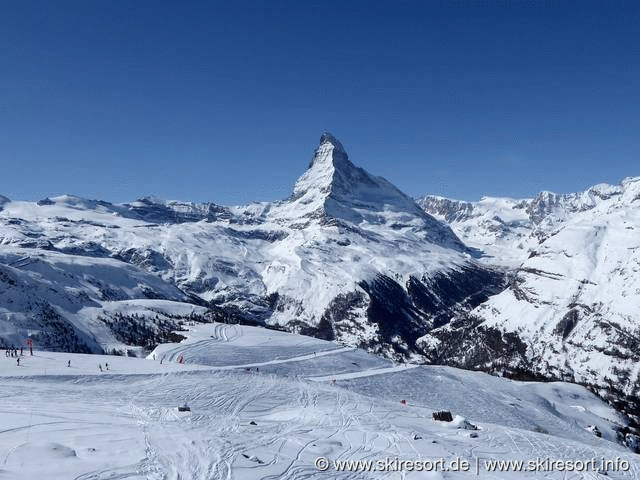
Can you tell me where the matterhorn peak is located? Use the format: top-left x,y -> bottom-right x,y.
281,134 -> 465,249
319,132 -> 345,151
293,133 -> 420,217
304,132 -> 352,173
293,133 -> 354,200
316,132 -> 347,159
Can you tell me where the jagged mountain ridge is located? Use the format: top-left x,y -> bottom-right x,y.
0,134 -> 503,361
416,180 -> 637,266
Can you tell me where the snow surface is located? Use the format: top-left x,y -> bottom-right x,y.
418,177 -> 640,269
0,323 -> 637,479
416,195 -> 535,267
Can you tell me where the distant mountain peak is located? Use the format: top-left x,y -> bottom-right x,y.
283,134 -> 465,249
294,133 -> 354,198
313,132 -> 349,170
318,132 -> 347,156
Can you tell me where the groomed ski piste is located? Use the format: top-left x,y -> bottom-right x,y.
0,323 -> 638,479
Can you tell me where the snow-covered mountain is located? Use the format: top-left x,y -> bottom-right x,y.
1,134 -> 638,440
416,181 -> 637,267
0,134 -> 503,361
417,178 -> 640,430
416,195 -> 534,267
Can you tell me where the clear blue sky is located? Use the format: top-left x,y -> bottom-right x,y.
1,1 -> 638,204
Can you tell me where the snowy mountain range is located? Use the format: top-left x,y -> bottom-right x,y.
0,134 -> 638,440
418,178 -> 640,428
0,133 -> 503,358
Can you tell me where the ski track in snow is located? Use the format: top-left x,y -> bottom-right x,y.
157,323 -> 356,371
0,323 -> 638,480
307,364 -> 419,382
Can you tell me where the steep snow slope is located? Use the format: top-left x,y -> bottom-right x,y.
0,323 -> 637,479
0,245 -> 201,353
417,177 -> 640,429
0,134 -> 504,359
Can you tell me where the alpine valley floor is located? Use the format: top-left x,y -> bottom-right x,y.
0,323 -> 638,479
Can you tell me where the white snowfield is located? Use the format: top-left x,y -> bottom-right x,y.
0,323 -> 637,480
416,195 -> 534,267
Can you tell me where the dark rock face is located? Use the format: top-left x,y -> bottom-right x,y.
212,264 -> 507,363
58,242 -> 112,258
350,266 -> 506,357
113,248 -> 173,273
358,274 -> 423,355
221,227 -> 288,242
416,196 -> 476,223
554,308 -> 580,339
408,267 -> 507,327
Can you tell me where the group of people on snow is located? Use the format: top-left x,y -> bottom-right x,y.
3,346 -> 23,366
4,346 -> 22,357
4,346 -> 24,365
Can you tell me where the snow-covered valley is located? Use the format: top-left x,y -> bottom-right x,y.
0,323 -> 637,479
